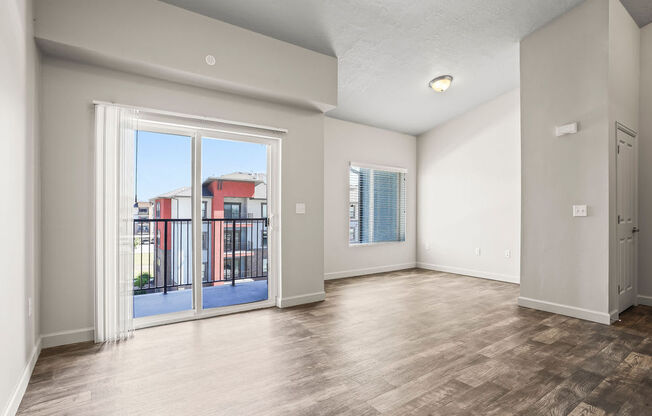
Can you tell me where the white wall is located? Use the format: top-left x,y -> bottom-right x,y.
416,89 -> 521,283
323,117 -> 416,279
34,0 -> 337,112
0,0 -> 41,414
39,57 -> 325,346
519,0 -> 612,323
607,0 -> 640,313
638,23 -> 652,306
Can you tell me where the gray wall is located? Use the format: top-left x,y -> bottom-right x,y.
39,57 -> 325,345
417,89 -> 521,283
0,0 -> 41,414
638,23 -> 652,305
323,117 -> 417,279
519,0 -> 612,322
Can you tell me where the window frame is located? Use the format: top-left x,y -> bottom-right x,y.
224,202 -> 241,219
348,162 -> 407,247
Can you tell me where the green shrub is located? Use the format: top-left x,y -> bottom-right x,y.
134,272 -> 152,289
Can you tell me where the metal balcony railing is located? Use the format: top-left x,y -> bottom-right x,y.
133,218 -> 268,295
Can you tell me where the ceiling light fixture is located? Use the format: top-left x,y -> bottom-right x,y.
429,75 -> 453,92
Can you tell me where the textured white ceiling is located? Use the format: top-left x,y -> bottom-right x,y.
162,0 -> 585,135
621,0 -> 652,27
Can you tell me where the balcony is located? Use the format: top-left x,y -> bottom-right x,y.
133,218 -> 268,318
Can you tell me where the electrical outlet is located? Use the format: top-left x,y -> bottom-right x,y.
573,205 -> 587,217
475,248 -> 481,256
505,249 -> 511,258
425,243 -> 430,250
28,297 -> 33,318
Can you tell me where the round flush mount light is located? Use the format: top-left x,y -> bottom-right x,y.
429,75 -> 453,92
205,55 -> 216,66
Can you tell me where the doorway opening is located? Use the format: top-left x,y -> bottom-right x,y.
616,123 -> 638,314
130,114 -> 280,327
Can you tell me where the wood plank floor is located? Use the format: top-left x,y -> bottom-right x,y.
17,269 -> 652,415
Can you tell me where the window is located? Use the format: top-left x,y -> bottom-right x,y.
224,202 -> 241,219
156,201 -> 161,218
349,164 -> 406,244
201,201 -> 208,219
202,230 -> 209,250
261,203 -> 267,218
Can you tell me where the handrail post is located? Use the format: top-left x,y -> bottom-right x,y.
232,219 -> 236,286
164,220 -> 168,295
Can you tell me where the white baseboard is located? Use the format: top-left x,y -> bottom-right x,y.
416,262 -> 520,284
324,263 -> 416,280
518,296 -> 611,325
638,294 -> 652,306
41,327 -> 94,348
277,291 -> 325,308
2,337 -> 41,416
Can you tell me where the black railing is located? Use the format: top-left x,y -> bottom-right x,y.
133,218 -> 268,295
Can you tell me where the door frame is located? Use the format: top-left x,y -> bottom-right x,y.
615,122 -> 638,316
132,116 -> 282,329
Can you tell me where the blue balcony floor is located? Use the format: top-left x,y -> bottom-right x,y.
134,280 -> 268,318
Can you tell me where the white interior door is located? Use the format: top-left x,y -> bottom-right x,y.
616,125 -> 637,313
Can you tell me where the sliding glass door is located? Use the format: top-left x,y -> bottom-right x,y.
131,118 -> 278,327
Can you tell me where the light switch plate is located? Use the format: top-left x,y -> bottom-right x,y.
573,205 -> 587,217
295,203 -> 306,214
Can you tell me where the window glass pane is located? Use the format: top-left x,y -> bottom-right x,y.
349,165 -> 406,245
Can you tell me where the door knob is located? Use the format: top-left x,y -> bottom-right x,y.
633,227 -> 640,233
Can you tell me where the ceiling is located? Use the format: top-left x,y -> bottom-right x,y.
163,0 -> 611,135
621,0 -> 652,27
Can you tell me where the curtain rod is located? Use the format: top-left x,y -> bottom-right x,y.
92,100 -> 288,134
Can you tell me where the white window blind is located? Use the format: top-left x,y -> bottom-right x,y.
349,164 -> 406,244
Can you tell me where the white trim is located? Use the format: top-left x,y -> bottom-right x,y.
2,338 -> 41,416
637,294 -> 652,306
416,262 -> 520,284
517,297 -> 611,325
324,263 -> 416,280
42,327 -> 94,348
348,241 -> 407,248
349,161 -> 408,173
92,100 -> 288,133
277,291 -> 325,308
139,119 -> 282,142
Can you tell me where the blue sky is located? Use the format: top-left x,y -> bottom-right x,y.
135,131 -> 267,201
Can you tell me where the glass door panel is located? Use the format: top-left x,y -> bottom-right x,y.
200,137 -> 269,310
133,130 -> 193,318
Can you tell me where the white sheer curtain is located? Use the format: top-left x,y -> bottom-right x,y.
94,104 -> 136,342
